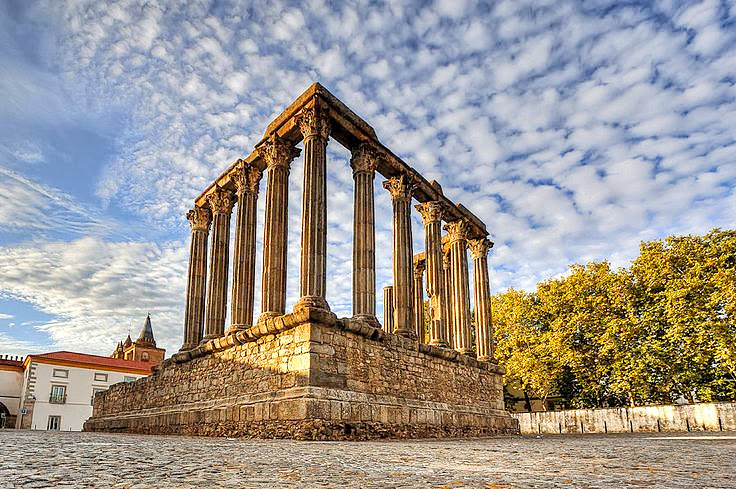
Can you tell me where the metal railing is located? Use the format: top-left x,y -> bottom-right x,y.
49,394 -> 66,404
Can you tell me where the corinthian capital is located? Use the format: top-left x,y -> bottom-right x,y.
207,187 -> 234,215
350,143 -> 380,175
468,238 -> 492,259
232,160 -> 262,196
187,206 -> 211,232
413,258 -> 426,279
415,201 -> 444,224
296,104 -> 330,141
257,136 -> 301,171
444,220 -> 469,243
383,174 -> 414,202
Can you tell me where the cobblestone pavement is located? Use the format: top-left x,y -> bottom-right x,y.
2,430 -> 735,488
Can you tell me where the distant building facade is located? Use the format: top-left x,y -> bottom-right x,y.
1,315 -> 165,431
0,355 -> 24,428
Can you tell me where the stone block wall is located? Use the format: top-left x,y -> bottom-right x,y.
514,402 -> 736,435
86,315 -> 517,440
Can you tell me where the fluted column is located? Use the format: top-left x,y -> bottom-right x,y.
227,161 -> 262,332
442,250 -> 454,348
181,206 -> 211,351
383,285 -> 394,333
416,201 -> 448,347
445,220 -> 472,355
202,188 -> 234,342
295,103 -> 331,312
413,259 -> 425,341
351,143 -> 379,323
383,175 -> 415,339
469,238 -> 494,361
258,136 -> 300,321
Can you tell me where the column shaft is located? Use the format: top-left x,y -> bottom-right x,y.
416,201 -> 448,347
203,188 -> 234,342
258,137 -> 299,320
383,285 -> 394,333
228,162 -> 262,331
413,261 -> 425,341
295,104 -> 331,312
445,220 -> 472,355
181,207 -> 210,351
469,238 -> 494,361
351,144 -> 379,322
384,175 -> 415,338
442,251 -> 454,349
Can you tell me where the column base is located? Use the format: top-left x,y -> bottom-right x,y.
351,314 -> 380,328
199,334 -> 220,345
178,343 -> 196,352
257,311 -> 282,325
294,295 -> 330,313
476,355 -> 492,362
394,328 -> 417,340
429,339 -> 450,348
225,324 -> 250,335
456,348 -> 476,358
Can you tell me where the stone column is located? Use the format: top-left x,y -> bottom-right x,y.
416,201 -> 448,347
445,220 -> 472,356
294,103 -> 331,312
383,285 -> 394,333
180,206 -> 211,351
350,143 -> 379,323
469,238 -> 494,361
413,259 -> 425,341
442,251 -> 454,349
227,161 -> 262,333
257,136 -> 300,321
383,175 -> 415,339
202,187 -> 234,342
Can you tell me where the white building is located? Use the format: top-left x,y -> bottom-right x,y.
0,355 -> 24,428
16,351 -> 155,431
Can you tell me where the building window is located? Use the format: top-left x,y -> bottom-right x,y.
94,373 -> 108,382
47,415 -> 61,431
124,376 -> 136,383
91,388 -> 107,406
141,352 -> 149,361
49,385 -> 66,404
52,368 -> 68,378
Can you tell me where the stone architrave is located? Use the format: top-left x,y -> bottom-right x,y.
468,238 -> 494,361
413,259 -> 425,341
445,220 -> 472,356
350,143 -> 379,323
383,175 -> 416,339
442,250 -> 454,349
416,201 -> 448,347
257,136 -> 300,321
202,187 -> 234,342
294,103 -> 331,312
227,161 -> 262,332
180,206 -> 211,351
383,285 -> 394,333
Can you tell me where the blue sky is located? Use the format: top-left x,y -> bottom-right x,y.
1,0 -> 734,357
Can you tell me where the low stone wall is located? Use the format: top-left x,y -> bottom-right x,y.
514,403 -> 736,435
85,312 -> 517,439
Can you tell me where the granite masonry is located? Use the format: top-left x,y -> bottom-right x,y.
84,83 -> 517,439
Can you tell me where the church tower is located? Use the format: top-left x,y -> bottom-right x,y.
112,315 -> 166,365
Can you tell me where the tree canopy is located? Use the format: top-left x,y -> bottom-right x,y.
493,229 -> 736,410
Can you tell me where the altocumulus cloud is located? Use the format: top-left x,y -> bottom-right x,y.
0,0 -> 734,355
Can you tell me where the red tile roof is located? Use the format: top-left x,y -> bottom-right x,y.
30,351 -> 156,373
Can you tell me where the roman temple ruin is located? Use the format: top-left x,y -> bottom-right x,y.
84,83 -> 518,439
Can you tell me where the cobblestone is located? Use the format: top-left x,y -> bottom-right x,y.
1,430 -> 735,488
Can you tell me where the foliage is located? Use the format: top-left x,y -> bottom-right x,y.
494,229 -> 736,409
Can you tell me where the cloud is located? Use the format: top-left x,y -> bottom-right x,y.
0,313 -> 13,320
0,0 -> 734,355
